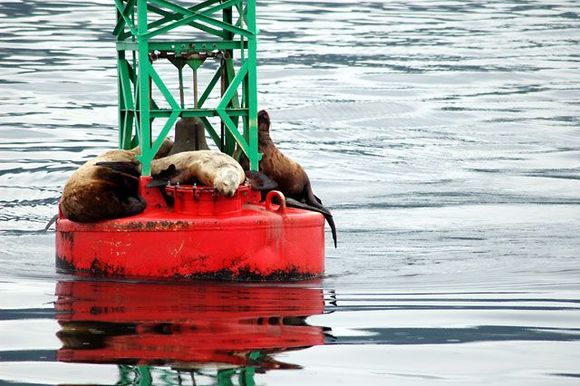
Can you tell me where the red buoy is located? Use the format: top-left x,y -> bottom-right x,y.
56,178 -> 325,281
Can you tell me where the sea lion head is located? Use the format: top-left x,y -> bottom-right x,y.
214,168 -> 241,197
128,138 -> 174,159
258,110 -> 270,133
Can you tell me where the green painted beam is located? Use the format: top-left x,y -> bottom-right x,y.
146,0 -> 222,31
136,0 -> 152,176
113,0 -> 137,37
116,40 -> 246,52
198,65 -> 224,108
246,0 -> 259,170
200,116 -> 221,147
143,108 -> 248,118
116,0 -> 260,173
148,0 -> 254,39
114,0 -> 138,36
145,0 -> 239,40
147,5 -> 225,38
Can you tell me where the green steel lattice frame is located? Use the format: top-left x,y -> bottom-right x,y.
114,0 -> 260,175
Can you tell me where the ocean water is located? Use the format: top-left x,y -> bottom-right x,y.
1,0 -> 580,384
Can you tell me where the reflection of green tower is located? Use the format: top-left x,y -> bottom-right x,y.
114,0 -> 261,175
117,362 -> 258,386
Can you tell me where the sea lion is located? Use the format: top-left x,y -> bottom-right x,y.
60,149 -> 143,222
241,110 -> 337,247
59,138 -> 173,223
167,117 -> 209,155
150,150 -> 246,197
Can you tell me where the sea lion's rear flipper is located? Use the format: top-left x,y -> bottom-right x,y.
302,182 -> 337,248
314,194 -> 323,205
96,161 -> 141,178
325,213 -> 337,248
121,197 -> 147,217
44,214 -> 58,231
286,197 -> 316,211
245,170 -> 278,191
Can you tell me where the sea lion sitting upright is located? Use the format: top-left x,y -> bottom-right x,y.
167,117 -> 209,155
59,138 -> 173,223
241,110 -> 337,247
150,150 -> 246,197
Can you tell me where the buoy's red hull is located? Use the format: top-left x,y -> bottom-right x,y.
56,179 -> 325,281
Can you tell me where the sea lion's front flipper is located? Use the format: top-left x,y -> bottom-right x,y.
147,179 -> 168,188
148,164 -> 177,188
245,170 -> 278,191
169,168 -> 196,185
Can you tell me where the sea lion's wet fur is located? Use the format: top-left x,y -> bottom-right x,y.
167,117 -> 209,155
59,139 -> 173,223
60,149 -> 143,222
241,110 -> 337,247
150,151 -> 246,197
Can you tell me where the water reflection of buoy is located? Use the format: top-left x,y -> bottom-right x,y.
54,280 -> 327,370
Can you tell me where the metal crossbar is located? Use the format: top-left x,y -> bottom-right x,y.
115,0 -> 260,176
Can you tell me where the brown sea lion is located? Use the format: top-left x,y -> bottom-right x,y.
59,139 -> 173,223
150,150 -> 246,197
241,110 -> 337,247
167,117 -> 209,155
60,149 -> 143,222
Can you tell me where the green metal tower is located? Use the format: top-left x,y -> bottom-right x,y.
114,0 -> 260,176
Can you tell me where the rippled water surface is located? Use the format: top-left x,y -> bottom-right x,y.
1,0 -> 580,384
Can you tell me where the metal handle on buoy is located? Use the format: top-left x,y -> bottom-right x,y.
265,190 -> 286,212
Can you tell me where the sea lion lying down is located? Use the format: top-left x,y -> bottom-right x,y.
60,139 -> 173,223
149,150 -> 246,197
60,146 -> 246,222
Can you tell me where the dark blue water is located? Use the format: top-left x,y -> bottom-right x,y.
1,1 -> 580,384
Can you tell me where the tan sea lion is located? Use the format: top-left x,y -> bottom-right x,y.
150,150 -> 246,197
59,139 -> 173,223
167,117 -> 209,155
241,110 -> 337,247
